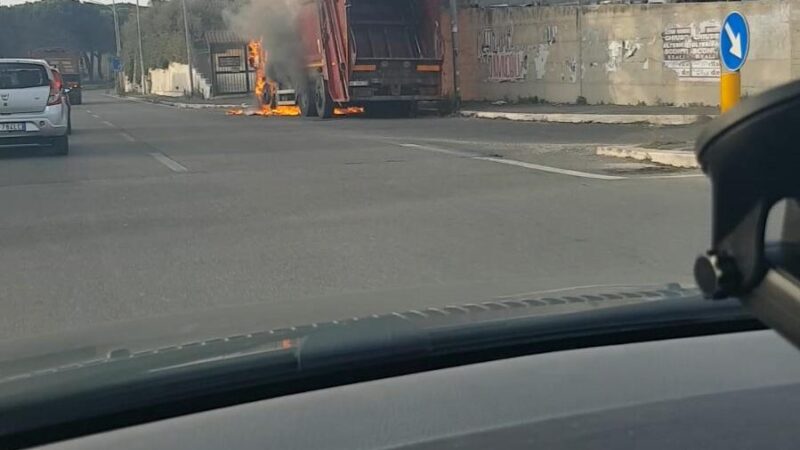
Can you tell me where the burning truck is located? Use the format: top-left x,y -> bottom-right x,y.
228,39 -> 303,116
232,0 -> 446,118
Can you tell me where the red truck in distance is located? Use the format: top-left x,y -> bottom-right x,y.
29,48 -> 82,105
293,0 -> 445,118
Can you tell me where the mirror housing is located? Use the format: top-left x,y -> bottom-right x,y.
695,80 -> 800,346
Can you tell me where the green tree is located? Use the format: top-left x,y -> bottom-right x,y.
0,0 -> 119,80
121,0 -> 240,84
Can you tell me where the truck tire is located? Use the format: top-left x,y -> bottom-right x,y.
298,85 -> 318,117
69,89 -> 82,105
51,135 -> 69,156
315,76 -> 334,119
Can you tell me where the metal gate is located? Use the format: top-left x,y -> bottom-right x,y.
210,44 -> 253,95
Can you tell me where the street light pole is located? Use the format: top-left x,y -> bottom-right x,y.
135,0 -> 147,94
180,0 -> 194,97
110,0 -> 123,94
448,0 -> 460,111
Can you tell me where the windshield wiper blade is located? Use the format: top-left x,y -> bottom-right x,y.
428,294 -> 761,361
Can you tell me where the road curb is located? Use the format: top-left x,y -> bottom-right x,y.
596,145 -> 699,169
110,94 -> 243,109
154,100 -> 243,109
460,110 -> 713,126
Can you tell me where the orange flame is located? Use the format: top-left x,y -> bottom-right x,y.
247,40 -> 262,71
255,105 -> 301,116
227,39 -> 361,118
227,39 -> 302,117
334,106 -> 365,116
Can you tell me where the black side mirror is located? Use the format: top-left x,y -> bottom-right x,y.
695,80 -> 800,346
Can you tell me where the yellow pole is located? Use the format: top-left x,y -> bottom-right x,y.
720,71 -> 741,113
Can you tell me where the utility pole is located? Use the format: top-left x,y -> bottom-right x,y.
448,0 -> 460,111
181,0 -> 194,97
135,0 -> 147,94
577,0 -> 583,101
111,0 -> 123,94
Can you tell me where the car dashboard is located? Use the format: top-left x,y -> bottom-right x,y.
35,329 -> 800,450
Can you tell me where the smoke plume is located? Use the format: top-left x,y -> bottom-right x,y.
223,0 -> 307,87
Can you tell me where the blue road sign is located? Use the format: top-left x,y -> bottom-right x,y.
720,11 -> 749,72
111,57 -> 123,73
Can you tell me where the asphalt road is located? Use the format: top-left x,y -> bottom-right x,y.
0,91 -> 711,340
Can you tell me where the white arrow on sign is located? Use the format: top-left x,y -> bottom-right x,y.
725,22 -> 743,58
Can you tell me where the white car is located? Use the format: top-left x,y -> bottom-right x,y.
0,59 -> 69,155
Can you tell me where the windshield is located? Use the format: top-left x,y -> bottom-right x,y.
0,63 -> 49,89
0,0 -> 774,384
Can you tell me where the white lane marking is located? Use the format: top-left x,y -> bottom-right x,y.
397,142 -> 625,181
475,157 -> 626,180
101,120 -> 114,127
149,152 -> 189,173
398,143 -> 474,158
90,114 -> 100,119
392,137 -> 609,151
86,109 -> 93,114
119,132 -> 136,142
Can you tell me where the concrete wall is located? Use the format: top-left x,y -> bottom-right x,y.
148,62 -> 212,99
457,0 -> 794,105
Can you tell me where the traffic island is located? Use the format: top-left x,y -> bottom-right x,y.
460,110 -> 713,126
596,145 -> 698,169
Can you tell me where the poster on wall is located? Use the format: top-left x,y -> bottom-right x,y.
662,21 -> 720,82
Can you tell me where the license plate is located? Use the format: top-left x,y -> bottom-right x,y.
0,123 -> 25,132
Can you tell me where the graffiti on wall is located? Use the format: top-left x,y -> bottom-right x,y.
479,26 -> 527,81
662,21 -> 720,81
478,25 -> 558,82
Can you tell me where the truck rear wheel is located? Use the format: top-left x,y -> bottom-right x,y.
298,85 -> 318,117
69,89 -> 82,105
315,76 -> 334,119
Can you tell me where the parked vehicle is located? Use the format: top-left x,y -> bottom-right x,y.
293,0 -> 445,118
50,67 -> 72,135
29,47 -> 82,105
0,59 -> 70,155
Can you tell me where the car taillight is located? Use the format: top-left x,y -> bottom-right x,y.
47,80 -> 62,106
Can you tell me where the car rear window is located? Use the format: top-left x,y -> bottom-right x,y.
0,63 -> 49,89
